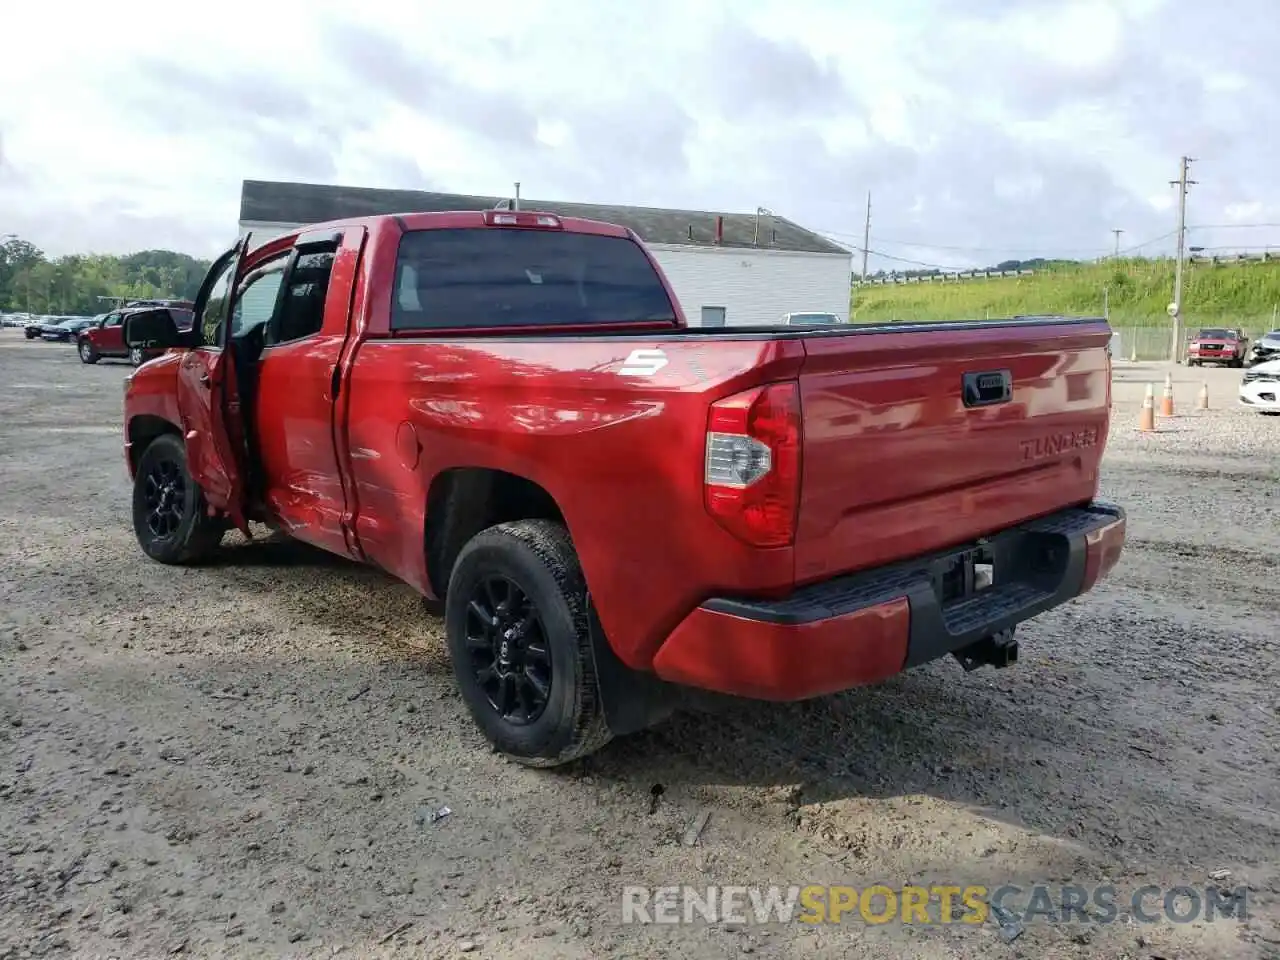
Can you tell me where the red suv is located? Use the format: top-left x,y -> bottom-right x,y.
78,306 -> 194,365
1186,327 -> 1248,367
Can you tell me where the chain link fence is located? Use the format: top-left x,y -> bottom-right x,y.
1109,325 -> 1273,362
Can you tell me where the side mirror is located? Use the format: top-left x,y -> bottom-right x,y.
123,310 -> 181,350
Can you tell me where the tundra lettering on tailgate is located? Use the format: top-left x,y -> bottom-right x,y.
1020,426 -> 1100,462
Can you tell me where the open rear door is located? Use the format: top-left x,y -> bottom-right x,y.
176,235 -> 253,534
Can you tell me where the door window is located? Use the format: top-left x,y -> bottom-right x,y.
105,313 -> 124,327
269,250 -> 335,345
232,259 -> 288,340
200,259 -> 236,347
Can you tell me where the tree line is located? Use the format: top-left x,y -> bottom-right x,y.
0,235 -> 211,316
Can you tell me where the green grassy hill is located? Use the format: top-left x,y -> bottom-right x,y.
851,257 -> 1280,332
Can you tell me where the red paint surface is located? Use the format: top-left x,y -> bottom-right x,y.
1081,514 -> 1126,594
651,599 -> 910,700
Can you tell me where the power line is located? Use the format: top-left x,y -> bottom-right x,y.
817,224 -> 1181,259
826,242 -> 968,272
819,228 -> 1105,254
1190,222 -> 1280,230
1114,229 -> 1179,256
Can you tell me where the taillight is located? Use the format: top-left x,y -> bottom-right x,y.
704,382 -> 802,548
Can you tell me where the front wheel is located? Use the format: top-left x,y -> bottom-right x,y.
78,339 -> 99,364
132,434 -> 226,564
445,519 -> 611,767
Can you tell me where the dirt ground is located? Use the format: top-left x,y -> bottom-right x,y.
1,334 -> 1278,960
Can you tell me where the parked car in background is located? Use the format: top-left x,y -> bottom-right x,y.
1239,359 -> 1280,415
79,306 -> 195,365
40,317 -> 96,342
24,317 -> 48,339
779,311 -> 841,325
1248,330 -> 1280,366
1186,327 -> 1248,367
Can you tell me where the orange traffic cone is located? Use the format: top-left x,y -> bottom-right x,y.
1197,381 -> 1209,410
1139,383 -> 1156,432
1159,372 -> 1175,417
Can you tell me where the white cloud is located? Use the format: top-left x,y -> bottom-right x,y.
0,0 -> 1276,269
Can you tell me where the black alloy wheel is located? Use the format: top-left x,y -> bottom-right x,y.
142,456 -> 187,540
131,433 -> 225,564
465,574 -> 552,725
444,519 -> 612,766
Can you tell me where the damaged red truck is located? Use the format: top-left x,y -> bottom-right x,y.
121,209 -> 1126,766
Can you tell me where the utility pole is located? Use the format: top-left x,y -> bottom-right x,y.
1169,156 -> 1196,362
1111,229 -> 1124,258
860,191 -> 871,283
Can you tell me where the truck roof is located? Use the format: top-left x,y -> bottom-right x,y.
244,209 -> 635,262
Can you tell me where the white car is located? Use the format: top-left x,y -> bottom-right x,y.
779,311 -> 841,326
1239,359 -> 1280,415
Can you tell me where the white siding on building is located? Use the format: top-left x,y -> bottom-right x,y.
239,221 -> 296,247
237,222 -> 854,328
641,244 -> 852,327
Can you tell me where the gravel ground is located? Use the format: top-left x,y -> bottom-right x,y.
1,336 -> 1278,960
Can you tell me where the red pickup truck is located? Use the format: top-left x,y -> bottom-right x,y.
79,304 -> 195,366
121,210 -> 1126,766
1185,327 -> 1248,367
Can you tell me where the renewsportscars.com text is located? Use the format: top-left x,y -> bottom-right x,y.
621,883 -> 1249,926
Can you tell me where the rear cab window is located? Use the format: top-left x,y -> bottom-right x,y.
389,228 -> 676,331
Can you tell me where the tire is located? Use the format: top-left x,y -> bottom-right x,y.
78,339 -> 99,364
445,519 -> 611,767
130,347 -> 145,366
131,433 -> 226,564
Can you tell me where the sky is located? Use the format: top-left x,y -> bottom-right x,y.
1,0 -> 1277,270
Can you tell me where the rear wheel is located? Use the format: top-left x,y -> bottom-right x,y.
445,519 -> 611,767
132,434 -> 226,564
130,347 -> 145,366
78,339 -> 99,364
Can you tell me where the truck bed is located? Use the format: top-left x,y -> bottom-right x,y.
346,315 -> 1113,668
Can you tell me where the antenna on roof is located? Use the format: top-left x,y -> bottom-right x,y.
754,206 -> 774,246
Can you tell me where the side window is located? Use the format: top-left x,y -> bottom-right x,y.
200,260 -> 235,347
231,259 -> 288,339
105,313 -> 124,328
269,250 -> 336,346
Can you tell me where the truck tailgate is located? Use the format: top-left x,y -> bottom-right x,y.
794,319 -> 1111,584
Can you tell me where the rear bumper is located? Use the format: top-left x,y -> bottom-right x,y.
651,501 -> 1126,701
